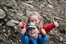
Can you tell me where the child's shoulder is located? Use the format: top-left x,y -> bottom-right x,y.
25,35 -> 29,40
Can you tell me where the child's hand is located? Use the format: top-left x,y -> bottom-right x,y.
18,21 -> 26,29
41,29 -> 46,35
20,28 -> 26,35
52,19 -> 59,27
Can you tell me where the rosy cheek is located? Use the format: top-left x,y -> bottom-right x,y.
37,21 -> 40,24
36,21 -> 39,24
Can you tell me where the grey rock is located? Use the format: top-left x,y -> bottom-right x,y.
47,4 -> 53,8
0,9 -> 6,19
6,21 -> 16,26
25,1 -> 33,4
47,0 -> 53,4
10,20 -> 19,24
26,10 -> 31,15
3,6 -> 8,12
23,2 -> 34,8
0,23 -> 2,26
17,13 -> 23,16
59,36 -> 63,42
6,20 -> 19,26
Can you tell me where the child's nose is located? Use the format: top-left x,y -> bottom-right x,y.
33,21 -> 36,23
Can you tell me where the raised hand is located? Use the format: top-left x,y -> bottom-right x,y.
18,20 -> 26,35
18,20 -> 26,29
52,19 -> 59,27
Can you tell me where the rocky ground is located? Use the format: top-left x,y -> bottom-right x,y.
0,0 -> 66,44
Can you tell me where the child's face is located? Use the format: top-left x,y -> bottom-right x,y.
30,15 -> 40,26
28,28 -> 38,38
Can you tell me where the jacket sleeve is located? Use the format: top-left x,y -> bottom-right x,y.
20,34 -> 25,44
20,34 -> 29,44
39,35 -> 48,44
42,22 -> 56,33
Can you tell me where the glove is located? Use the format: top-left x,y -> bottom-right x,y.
18,21 -> 26,29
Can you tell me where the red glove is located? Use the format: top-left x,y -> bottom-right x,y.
18,21 -> 26,29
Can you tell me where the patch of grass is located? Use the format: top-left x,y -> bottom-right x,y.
60,25 -> 66,34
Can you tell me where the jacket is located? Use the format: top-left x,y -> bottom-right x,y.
20,34 -> 48,44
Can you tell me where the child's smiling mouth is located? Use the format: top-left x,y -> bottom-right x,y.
31,32 -> 35,34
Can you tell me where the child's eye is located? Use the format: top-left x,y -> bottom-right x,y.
35,20 -> 37,21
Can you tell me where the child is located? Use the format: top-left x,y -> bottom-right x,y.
19,11 -> 59,34
20,22 -> 48,44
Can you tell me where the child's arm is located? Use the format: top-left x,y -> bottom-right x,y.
39,34 -> 48,44
20,28 -> 26,35
42,21 -> 59,33
40,28 -> 47,36
20,34 -> 25,44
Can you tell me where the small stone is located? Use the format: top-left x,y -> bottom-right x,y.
47,4 -> 53,8
0,9 -> 6,19
25,1 -> 33,4
3,6 -> 8,12
4,34 -> 7,36
60,37 -> 63,41
23,2 -> 34,8
26,10 -> 31,15
0,23 -> 2,26
6,21 -> 15,26
47,0 -> 53,4
14,26 -> 17,29
10,20 -> 19,24
3,29 -> 6,32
